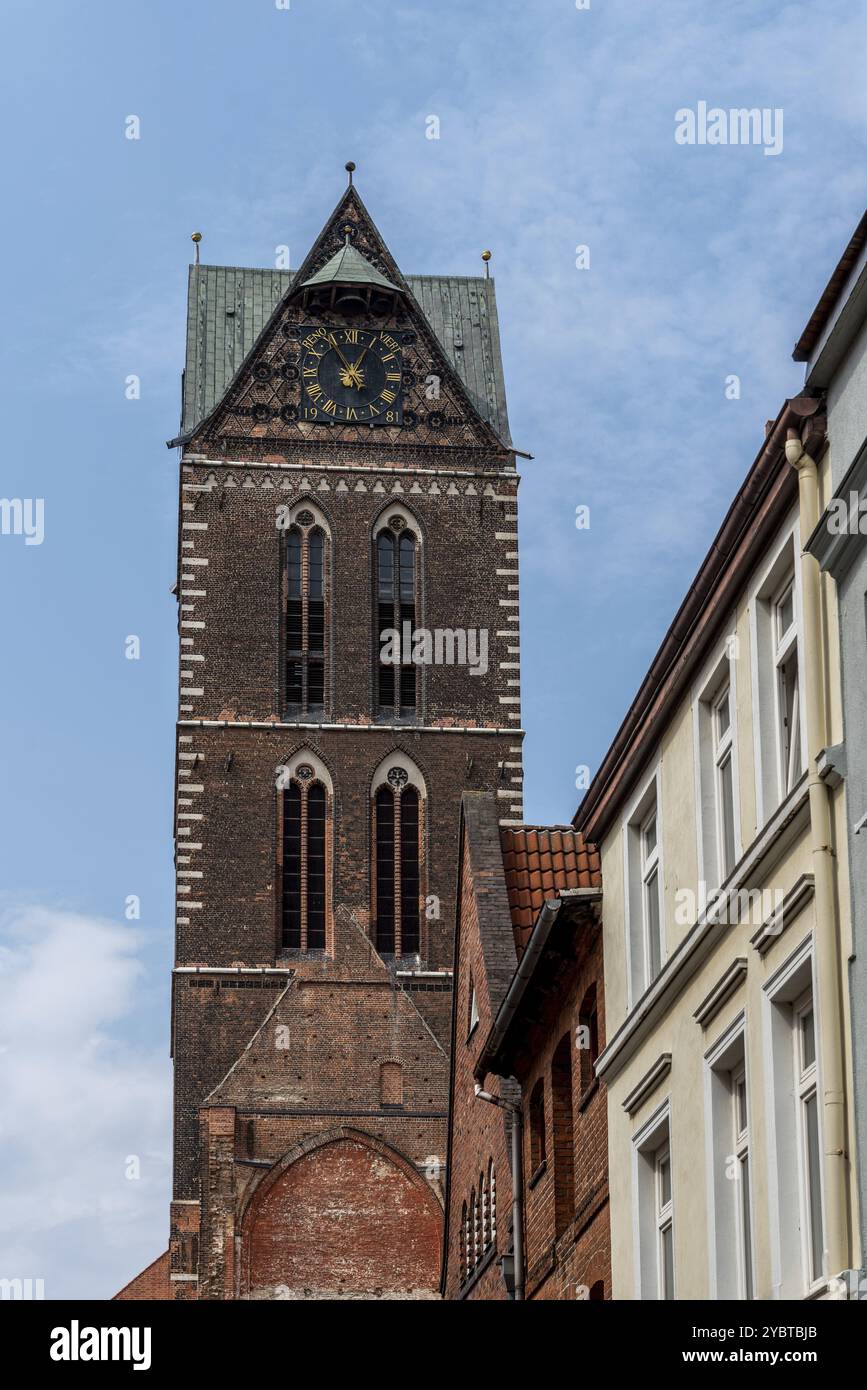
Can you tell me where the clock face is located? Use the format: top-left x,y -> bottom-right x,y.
299,325 -> 404,425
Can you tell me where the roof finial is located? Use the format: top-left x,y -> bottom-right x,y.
481,249 -> 492,279
191,231 -> 202,266
345,160 -> 356,187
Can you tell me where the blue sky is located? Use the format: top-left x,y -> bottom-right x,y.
0,0 -> 864,1300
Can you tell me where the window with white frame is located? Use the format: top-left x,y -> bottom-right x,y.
626,774 -> 664,1002
794,989 -> 824,1288
731,1062 -> 754,1300
713,684 -> 737,881
772,574 -> 802,796
765,940 -> 824,1296
641,807 -> 663,984
752,531 -> 806,824
706,1020 -> 754,1299
655,1143 -> 675,1300
696,650 -> 741,892
634,1104 -> 673,1299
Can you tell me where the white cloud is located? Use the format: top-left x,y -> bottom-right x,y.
0,906 -> 171,1300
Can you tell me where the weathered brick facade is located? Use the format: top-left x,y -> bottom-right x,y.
443,811 -> 610,1301
441,795 -> 520,1300
509,916 -> 610,1301
117,183 -> 522,1299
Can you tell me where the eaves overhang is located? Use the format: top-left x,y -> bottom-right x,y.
475,887 -> 602,1083
793,208 -> 867,370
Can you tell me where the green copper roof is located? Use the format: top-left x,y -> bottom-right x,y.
181,265 -> 511,443
301,241 -> 400,292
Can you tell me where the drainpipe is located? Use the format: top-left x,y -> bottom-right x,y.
785,430 -> 849,1280
475,1086 -> 525,1300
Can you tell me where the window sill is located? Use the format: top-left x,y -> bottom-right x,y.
528,1160 -> 547,1191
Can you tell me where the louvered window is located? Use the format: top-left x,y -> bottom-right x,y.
374,769 -> 421,957
280,769 -> 328,951
376,519 -> 418,718
285,517 -> 326,715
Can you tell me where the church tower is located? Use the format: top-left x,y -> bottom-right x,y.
139,177 -> 520,1300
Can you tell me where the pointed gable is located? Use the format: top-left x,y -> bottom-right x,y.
175,184 -> 512,455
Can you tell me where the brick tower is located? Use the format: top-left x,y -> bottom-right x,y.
118,177 -> 521,1301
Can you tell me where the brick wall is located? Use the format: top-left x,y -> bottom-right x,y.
240,1130 -> 442,1298
113,1251 -> 171,1301
171,462 -> 523,1199
442,798 -> 519,1300
514,918 -> 610,1301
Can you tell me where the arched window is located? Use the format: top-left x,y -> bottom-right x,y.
277,755 -> 331,952
488,1160 -> 497,1246
375,514 -> 418,720
469,1189 -> 478,1271
284,508 -> 327,716
529,1078 -> 546,1173
460,1202 -> 469,1283
578,983 -> 600,1094
372,759 -> 423,958
589,1278 -> 605,1301
552,1032 -> 576,1237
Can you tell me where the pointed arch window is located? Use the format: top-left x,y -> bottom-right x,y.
284,510 -> 327,716
376,515 -> 418,719
278,760 -> 330,952
372,763 -> 423,958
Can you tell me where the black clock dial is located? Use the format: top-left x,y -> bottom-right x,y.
298,326 -> 404,426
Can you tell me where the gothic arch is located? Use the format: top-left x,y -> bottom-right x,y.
275,745 -> 334,792
279,497 -> 333,718
275,739 -> 338,786
368,747 -> 427,800
237,1127 -> 443,1299
275,745 -> 335,955
278,493 -> 335,534
370,498 -> 426,544
371,503 -> 426,723
369,749 -> 428,960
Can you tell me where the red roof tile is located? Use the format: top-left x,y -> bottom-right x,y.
500,824 -> 601,953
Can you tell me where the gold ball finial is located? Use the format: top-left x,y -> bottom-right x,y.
191,232 -> 202,244
481,249 -> 492,262
345,161 -> 356,186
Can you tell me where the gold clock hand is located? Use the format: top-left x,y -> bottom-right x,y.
325,332 -> 354,372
